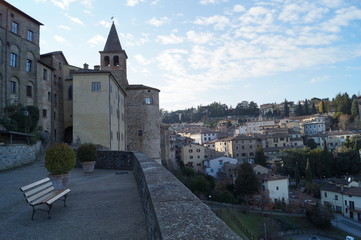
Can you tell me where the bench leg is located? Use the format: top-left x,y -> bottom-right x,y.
31,206 -> 36,220
63,193 -> 68,207
47,204 -> 53,219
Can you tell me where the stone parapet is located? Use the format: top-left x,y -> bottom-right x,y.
133,152 -> 242,240
0,142 -> 42,170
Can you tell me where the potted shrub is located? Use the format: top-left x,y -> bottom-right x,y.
45,143 -> 76,190
78,143 -> 97,173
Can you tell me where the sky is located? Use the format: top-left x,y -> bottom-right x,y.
6,0 -> 361,111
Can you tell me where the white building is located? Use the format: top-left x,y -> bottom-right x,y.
307,131 -> 359,150
235,120 -> 276,135
321,180 -> 361,222
302,115 -> 326,136
258,174 -> 289,204
204,157 -> 238,178
190,129 -> 219,145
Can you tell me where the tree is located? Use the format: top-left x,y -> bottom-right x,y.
254,146 -> 268,167
305,158 -> 313,182
306,138 -> 317,150
306,204 -> 334,228
296,101 -> 304,116
283,99 -> 290,117
235,163 -> 259,196
311,102 -> 317,114
294,161 -> 300,187
319,100 -> 327,113
351,98 -> 359,118
304,99 -> 310,115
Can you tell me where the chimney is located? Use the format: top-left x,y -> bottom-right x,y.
83,63 -> 89,69
94,65 -> 100,71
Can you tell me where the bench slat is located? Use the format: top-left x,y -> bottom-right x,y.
30,190 -> 59,206
23,182 -> 53,198
47,189 -> 70,205
20,178 -> 50,191
27,186 -> 55,203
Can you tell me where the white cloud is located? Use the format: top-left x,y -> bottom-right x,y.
65,13 -> 84,25
240,6 -> 273,25
99,20 -> 112,28
199,0 -> 226,5
81,0 -> 94,8
157,34 -> 184,44
59,25 -> 71,30
233,4 -> 246,13
151,0 -> 160,5
134,54 -> 152,65
186,31 -> 213,44
51,0 -> 76,9
54,35 -> 66,43
126,0 -> 146,7
147,17 -> 170,27
310,75 -> 330,84
322,6 -> 361,32
194,15 -> 230,30
88,34 -> 106,47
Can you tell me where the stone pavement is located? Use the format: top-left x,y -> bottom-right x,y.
0,156 -> 147,240
332,214 -> 361,238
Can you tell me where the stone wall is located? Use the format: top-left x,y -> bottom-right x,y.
0,142 -> 42,170
132,152 -> 241,240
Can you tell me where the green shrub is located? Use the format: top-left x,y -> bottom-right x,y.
77,143 -> 97,162
45,143 -> 76,175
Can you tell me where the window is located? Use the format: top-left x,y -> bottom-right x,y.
324,192 -> 327,198
27,30 -> 33,41
26,59 -> 32,72
11,22 -> 18,34
145,97 -> 151,105
138,130 -> 143,136
43,109 -> 47,118
54,94 -> 57,106
10,81 -> 16,93
335,195 -> 338,200
48,92 -> 51,101
26,85 -> 32,97
190,156 -> 193,159
91,82 -> 101,91
10,53 -> 17,67
68,85 -> 73,100
196,149 -> 200,152
276,187 -> 279,190
113,56 -> 119,66
189,149 -> 193,153
43,69 -> 48,80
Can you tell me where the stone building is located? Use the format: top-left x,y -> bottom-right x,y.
0,1 -> 43,115
67,23 -> 160,160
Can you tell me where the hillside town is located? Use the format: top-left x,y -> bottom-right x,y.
1,0 -> 361,239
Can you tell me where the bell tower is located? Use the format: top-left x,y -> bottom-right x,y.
99,22 -> 128,88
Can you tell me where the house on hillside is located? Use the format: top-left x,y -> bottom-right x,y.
258,174 -> 289,204
321,178 -> 361,222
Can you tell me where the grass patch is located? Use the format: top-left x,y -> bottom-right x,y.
213,207 -> 360,240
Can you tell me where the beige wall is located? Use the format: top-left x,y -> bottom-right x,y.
181,144 -> 205,173
73,72 -> 125,150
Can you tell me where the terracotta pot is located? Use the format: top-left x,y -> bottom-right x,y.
81,161 -> 96,173
49,173 -> 69,190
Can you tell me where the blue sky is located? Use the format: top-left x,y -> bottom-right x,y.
7,0 -> 361,111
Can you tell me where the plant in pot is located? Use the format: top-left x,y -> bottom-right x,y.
45,143 -> 76,190
78,143 -> 97,173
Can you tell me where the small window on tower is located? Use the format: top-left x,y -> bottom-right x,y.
113,56 -> 119,66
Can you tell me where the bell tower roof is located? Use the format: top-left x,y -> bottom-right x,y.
103,22 -> 122,52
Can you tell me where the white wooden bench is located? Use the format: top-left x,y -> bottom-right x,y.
20,177 -> 70,220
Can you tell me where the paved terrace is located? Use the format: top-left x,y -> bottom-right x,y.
0,151 -> 241,240
0,156 -> 147,240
